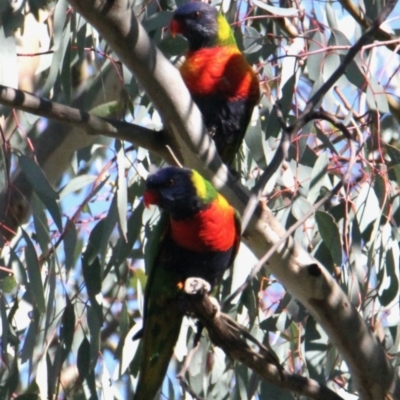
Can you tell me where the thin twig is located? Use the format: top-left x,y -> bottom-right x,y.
240,0 -> 397,235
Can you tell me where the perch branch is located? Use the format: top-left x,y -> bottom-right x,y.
182,278 -> 344,400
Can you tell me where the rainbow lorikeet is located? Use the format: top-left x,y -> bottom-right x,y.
170,2 -> 260,165
133,167 -> 240,400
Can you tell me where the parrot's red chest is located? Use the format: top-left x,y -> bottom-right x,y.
180,46 -> 259,101
170,195 -> 237,252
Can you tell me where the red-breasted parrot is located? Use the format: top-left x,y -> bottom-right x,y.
133,167 -> 240,400
170,2 -> 260,165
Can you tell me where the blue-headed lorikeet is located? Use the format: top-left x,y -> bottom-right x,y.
133,167 -> 240,400
170,2 -> 260,165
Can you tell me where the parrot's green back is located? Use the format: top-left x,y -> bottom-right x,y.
133,214 -> 184,400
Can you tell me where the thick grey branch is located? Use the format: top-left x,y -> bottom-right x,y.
3,0 -> 396,398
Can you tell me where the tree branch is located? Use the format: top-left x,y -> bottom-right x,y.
338,0 -> 400,55
2,0 -> 397,398
0,85 -> 173,162
182,278 -> 344,400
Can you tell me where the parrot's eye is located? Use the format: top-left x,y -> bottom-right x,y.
165,179 -> 175,187
191,11 -> 201,19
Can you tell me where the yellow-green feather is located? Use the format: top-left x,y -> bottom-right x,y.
190,170 -> 218,204
216,13 -> 236,46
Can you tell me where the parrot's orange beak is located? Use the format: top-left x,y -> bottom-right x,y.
143,189 -> 159,208
169,18 -> 180,38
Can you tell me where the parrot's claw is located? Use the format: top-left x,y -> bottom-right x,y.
183,277 -> 212,294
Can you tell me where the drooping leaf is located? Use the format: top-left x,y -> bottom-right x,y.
251,0 -> 299,16
63,219 -> 77,273
315,211 -> 343,266
40,0 -> 69,97
305,315 -> 328,382
22,229 -> 46,313
244,108 -> 266,169
366,77 -> 389,113
77,337 -> 91,381
32,194 -> 50,256
307,31 -> 326,82
84,196 -> 118,266
60,296 -> 75,364
379,246 -> 400,307
116,142 -> 128,240
18,155 -> 62,232
242,26 -> 262,54
59,174 -> 97,199
20,309 -> 40,364
9,248 -> 28,286
87,305 -> 101,370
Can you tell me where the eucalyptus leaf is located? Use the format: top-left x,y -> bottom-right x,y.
22,229 -> 46,313
315,211 -> 343,266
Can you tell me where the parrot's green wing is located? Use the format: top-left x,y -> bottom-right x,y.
133,213 -> 184,400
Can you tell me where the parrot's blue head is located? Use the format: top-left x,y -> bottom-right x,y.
144,167 -> 215,219
170,2 -> 235,50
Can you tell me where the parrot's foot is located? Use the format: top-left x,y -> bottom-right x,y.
183,277 -> 211,294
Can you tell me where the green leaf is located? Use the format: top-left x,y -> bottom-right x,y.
63,219 -> 77,273
291,196 -> 312,220
307,31 -> 326,82
313,241 -> 334,273
366,77 -> 389,113
61,32 -> 71,104
115,301 -> 130,360
59,174 -> 97,199
60,296 -> 75,364
355,183 -> 380,236
18,155 -> 58,201
308,151 -> 331,203
1,276 -> 17,293
244,109 -> 266,169
82,255 -> 102,297
10,248 -> 28,286
22,229 -> 46,313
142,11 -> 172,32
41,0 -> 69,97
280,74 -> 296,117
0,294 -> 9,369
32,194 -> 50,256
373,173 -> 388,217
77,337 -> 91,381
84,196 -> 118,266
109,201 -> 145,268
315,211 -> 342,266
380,246 -> 399,307
87,306 -> 101,370
20,309 -> 40,364
117,142 -> 128,239
305,316 -> 328,381
18,155 -> 62,232
242,26 -> 262,54
325,2 -> 338,29
322,53 -> 350,88
251,0 -> 299,16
